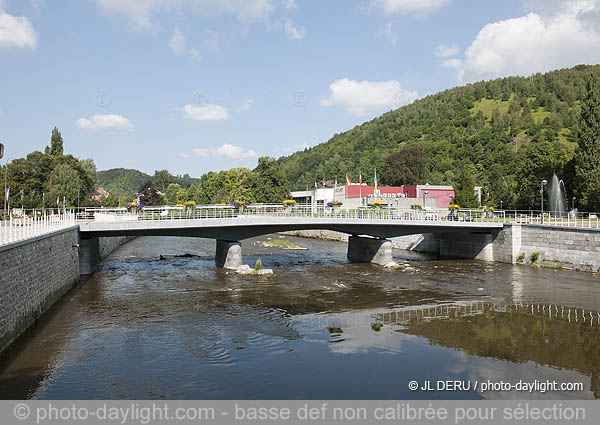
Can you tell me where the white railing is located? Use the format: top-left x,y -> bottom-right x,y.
4,206 -> 600,231
0,211 -> 76,247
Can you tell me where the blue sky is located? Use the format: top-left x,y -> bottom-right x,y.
1,0 -> 600,176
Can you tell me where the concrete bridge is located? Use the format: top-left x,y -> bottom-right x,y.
77,209 -> 504,272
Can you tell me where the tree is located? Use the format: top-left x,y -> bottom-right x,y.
380,146 -> 428,186
574,74 -> 600,211
138,181 -> 164,206
453,168 -> 478,208
46,127 -> 64,156
153,169 -> 173,193
176,188 -> 188,204
165,183 -> 181,205
253,157 -> 290,203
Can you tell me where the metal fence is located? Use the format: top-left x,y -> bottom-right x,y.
0,210 -> 76,247
1,205 -> 598,248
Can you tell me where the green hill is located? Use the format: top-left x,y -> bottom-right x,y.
96,168 -> 152,200
278,64 -> 599,209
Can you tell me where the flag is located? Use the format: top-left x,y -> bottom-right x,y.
63,196 -> 66,207
346,174 -> 351,185
314,181 -> 318,191
4,187 -> 8,202
334,177 -> 337,188
56,195 -> 60,207
374,168 -> 379,196
20,189 -> 24,200
359,172 -> 362,185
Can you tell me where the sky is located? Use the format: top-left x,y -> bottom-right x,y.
2,0 -> 600,177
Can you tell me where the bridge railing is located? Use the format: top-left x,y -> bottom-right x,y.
4,206 -> 599,230
0,210 -> 76,247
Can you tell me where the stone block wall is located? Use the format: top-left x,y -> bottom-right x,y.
0,226 -> 80,355
517,225 -> 600,272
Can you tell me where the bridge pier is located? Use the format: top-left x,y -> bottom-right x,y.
347,236 -> 394,266
215,240 -> 243,269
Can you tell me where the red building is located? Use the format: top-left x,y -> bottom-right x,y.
339,185 -> 457,208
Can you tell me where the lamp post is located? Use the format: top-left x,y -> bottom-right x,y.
540,179 -> 548,224
422,191 -> 428,209
500,200 -> 503,211
572,197 -> 576,211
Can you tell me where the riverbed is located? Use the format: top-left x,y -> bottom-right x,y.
1,235 -> 599,399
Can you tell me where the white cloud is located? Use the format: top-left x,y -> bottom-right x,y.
168,29 -> 200,59
0,11 -> 38,50
183,103 -> 229,121
435,43 -> 459,57
374,0 -> 451,15
76,114 -> 135,132
179,153 -> 192,159
459,0 -> 600,83
441,58 -> 463,69
282,0 -> 298,10
273,17 -> 305,40
320,78 -> 418,117
213,143 -> 256,158
378,22 -> 398,45
192,148 -> 210,158
95,0 -> 275,31
191,144 -> 256,159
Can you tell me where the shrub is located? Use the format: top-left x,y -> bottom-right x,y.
517,253 -> 525,263
530,251 -> 540,263
254,258 -> 262,272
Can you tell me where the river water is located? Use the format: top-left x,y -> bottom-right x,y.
1,235 -> 599,400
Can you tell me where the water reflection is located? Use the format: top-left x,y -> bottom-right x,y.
0,235 -> 599,400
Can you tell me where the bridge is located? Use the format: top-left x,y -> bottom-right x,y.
75,205 -> 504,270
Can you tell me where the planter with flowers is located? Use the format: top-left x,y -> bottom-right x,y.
232,200 -> 250,213
448,204 -> 460,221
283,199 -> 296,213
484,205 -> 495,219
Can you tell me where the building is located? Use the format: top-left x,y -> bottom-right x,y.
291,184 -> 482,210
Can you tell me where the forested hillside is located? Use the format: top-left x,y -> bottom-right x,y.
278,65 -> 600,210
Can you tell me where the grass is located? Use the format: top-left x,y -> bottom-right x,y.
261,239 -> 306,249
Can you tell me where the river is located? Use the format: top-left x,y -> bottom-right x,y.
1,235 -> 599,400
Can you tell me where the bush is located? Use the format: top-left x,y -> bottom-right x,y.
254,258 -> 262,272
530,251 -> 540,263
517,253 -> 525,263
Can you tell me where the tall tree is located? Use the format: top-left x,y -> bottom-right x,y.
253,157 -> 290,203
453,168 -> 478,208
165,183 -> 181,205
138,181 -> 164,206
574,74 -> 600,211
47,127 -> 64,156
153,169 -> 173,193
380,145 -> 428,186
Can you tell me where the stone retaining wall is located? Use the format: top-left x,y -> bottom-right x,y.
0,229 -> 130,355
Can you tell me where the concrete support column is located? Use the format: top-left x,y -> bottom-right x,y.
79,237 -> 100,275
347,236 -> 394,266
215,240 -> 242,269
439,232 -> 494,262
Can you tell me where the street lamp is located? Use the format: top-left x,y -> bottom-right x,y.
540,179 -> 548,223
422,191 -> 429,209
500,200 -> 503,211
572,197 -> 576,211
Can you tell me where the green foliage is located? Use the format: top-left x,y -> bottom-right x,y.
517,253 -> 526,263
380,145 -> 428,186
1,128 -> 98,209
253,157 -> 290,203
176,188 -> 188,204
277,65 -> 600,209
165,183 -> 181,205
530,251 -> 540,263
152,169 -> 173,193
96,168 -> 151,201
453,168 -> 479,208
47,127 -> 64,156
254,258 -> 262,272
574,74 -> 600,211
